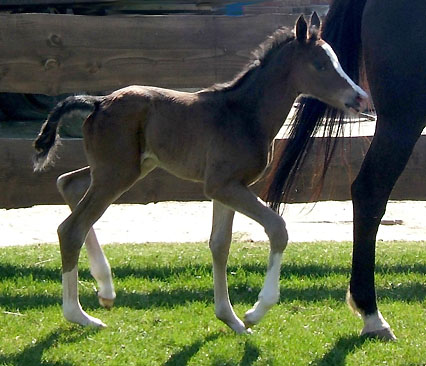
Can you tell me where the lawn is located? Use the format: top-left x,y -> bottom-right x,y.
0,241 -> 425,366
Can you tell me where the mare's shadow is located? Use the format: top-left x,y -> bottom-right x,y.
312,335 -> 368,366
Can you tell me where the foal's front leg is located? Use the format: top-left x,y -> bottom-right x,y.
206,182 -> 288,330
209,201 -> 249,333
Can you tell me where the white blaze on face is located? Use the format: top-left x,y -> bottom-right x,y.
321,42 -> 368,98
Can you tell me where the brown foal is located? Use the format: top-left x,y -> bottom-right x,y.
34,14 -> 367,333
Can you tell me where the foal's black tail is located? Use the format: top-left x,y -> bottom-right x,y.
33,95 -> 104,171
264,0 -> 368,211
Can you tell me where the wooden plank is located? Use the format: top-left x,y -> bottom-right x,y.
0,0 -> 114,5
0,135 -> 425,209
0,0 -> 228,6
273,135 -> 426,202
0,13 -> 297,95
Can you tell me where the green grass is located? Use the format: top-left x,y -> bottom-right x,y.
0,241 -> 425,366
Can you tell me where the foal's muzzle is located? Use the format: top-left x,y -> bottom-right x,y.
344,92 -> 368,115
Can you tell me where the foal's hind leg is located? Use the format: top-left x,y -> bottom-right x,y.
59,162 -> 141,327
205,182 -> 288,330
57,167 -> 115,309
209,201 -> 249,333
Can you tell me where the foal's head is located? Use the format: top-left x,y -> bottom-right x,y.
290,14 -> 368,113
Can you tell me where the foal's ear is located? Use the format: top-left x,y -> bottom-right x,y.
295,14 -> 308,43
309,11 -> 321,31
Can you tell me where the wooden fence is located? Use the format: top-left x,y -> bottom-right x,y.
0,9 -> 424,208
0,13 -> 298,94
1,135 -> 425,209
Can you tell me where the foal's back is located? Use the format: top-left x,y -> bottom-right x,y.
86,85 -> 268,184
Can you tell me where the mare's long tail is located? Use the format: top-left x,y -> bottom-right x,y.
33,95 -> 104,171
264,0 -> 368,211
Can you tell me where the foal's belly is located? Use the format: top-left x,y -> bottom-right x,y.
141,148 -> 206,183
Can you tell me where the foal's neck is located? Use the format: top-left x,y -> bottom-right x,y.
225,44 -> 298,142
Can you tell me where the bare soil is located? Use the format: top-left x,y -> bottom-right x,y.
0,200 -> 424,246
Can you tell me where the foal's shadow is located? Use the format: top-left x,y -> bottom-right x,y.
0,327 -> 99,366
164,333 -> 260,366
312,334 -> 368,366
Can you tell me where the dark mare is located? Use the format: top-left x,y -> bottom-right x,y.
33,15 -> 367,333
266,0 -> 426,341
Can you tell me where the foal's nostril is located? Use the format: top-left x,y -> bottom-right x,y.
357,93 -> 368,111
344,92 -> 368,113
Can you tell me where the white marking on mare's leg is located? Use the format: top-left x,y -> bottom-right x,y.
321,42 -> 368,98
346,290 -> 396,341
244,252 -> 282,326
85,229 -> 116,308
361,311 -> 391,335
63,266 -> 106,327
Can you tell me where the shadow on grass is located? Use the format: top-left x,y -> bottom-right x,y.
164,333 -> 220,366
1,261 -> 425,282
239,340 -> 261,366
312,335 -> 368,366
164,333 -> 260,366
0,327 -> 100,366
2,279 -> 424,313
1,260 -> 425,312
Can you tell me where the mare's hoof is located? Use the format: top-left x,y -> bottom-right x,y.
363,328 -> 397,342
98,296 -> 115,310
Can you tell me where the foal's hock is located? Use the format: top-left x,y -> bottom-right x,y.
34,14 -> 367,333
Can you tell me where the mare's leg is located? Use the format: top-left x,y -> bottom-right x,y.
349,118 -> 424,341
355,0 -> 426,340
205,182 -> 288,330
209,201 -> 248,333
57,167 -> 115,309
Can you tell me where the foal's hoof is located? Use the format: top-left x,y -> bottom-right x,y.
243,327 -> 253,335
243,308 -> 261,329
64,309 -> 107,328
98,296 -> 115,310
362,327 -> 397,342
243,318 -> 255,329
87,317 -> 107,328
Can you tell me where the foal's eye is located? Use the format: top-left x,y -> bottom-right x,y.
313,61 -> 327,72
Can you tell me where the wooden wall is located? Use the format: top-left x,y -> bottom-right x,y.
0,13 -> 298,95
0,10 -> 424,208
1,136 -> 425,209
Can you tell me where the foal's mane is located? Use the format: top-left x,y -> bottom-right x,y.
206,27 -> 315,92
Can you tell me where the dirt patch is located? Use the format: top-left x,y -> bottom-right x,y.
0,200 -> 424,246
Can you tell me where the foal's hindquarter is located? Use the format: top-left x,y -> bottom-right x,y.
59,86 -> 288,332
